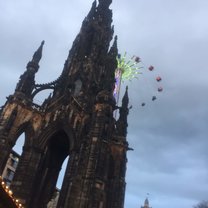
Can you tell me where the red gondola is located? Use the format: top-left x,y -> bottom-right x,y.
156,76 -> 162,82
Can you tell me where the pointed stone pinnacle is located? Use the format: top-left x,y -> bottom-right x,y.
32,40 -> 45,64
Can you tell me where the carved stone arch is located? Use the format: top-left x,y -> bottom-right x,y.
9,120 -> 41,204
38,121 -> 76,152
31,85 -> 54,99
10,121 -> 34,149
0,121 -> 33,175
30,122 -> 76,208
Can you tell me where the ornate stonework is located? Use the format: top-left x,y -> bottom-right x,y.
0,0 -> 130,207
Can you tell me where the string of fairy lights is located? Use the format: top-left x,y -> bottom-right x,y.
0,175 -> 24,208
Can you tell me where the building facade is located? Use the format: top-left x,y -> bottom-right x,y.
47,188 -> 60,208
2,150 -> 20,186
0,0 -> 130,208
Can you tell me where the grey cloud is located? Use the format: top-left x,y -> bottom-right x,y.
1,0 -> 208,208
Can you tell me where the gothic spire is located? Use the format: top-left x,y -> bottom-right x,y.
100,35 -> 118,92
32,40 -> 45,64
109,35 -> 118,56
86,0 -> 97,20
141,197 -> 151,208
116,86 -> 129,137
122,86 -> 129,109
98,0 -> 112,10
144,198 -> 149,206
15,41 -> 44,98
57,0 -> 115,96
27,40 -> 45,72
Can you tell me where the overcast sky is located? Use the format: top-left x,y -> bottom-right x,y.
1,0 -> 208,207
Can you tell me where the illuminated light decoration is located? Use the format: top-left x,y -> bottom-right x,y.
117,52 -> 142,82
0,175 -> 24,208
115,53 -> 164,109
114,53 -> 142,106
9,190 -> 13,195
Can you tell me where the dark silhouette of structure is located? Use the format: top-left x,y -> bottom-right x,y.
141,198 -> 152,208
2,150 -> 20,186
0,0 -> 130,207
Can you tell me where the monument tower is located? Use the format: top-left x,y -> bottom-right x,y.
0,0 -> 130,207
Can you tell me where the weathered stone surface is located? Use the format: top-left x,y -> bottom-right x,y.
0,1 -> 130,208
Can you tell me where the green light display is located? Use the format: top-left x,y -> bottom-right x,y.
116,53 -> 142,81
